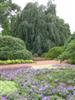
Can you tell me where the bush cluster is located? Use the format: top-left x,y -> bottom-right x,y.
42,46 -> 64,60
42,37 -> 75,64
0,36 -> 32,60
59,40 -> 75,64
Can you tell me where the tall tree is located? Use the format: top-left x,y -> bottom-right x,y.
12,1 -> 71,55
46,0 -> 56,15
0,0 -> 21,35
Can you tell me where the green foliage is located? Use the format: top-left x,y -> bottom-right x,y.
68,59 -> 75,64
1,68 -> 75,99
12,1 -> 71,55
0,80 -> 17,95
46,0 -> 56,15
42,46 -> 64,59
0,36 -> 26,49
0,36 -> 32,60
0,0 -> 21,35
50,95 -> 64,100
13,50 -> 32,60
0,60 -> 33,64
65,32 -> 75,45
59,40 -> 75,63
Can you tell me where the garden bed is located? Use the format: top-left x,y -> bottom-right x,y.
0,67 -> 75,99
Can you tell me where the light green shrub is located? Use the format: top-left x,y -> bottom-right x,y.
42,46 -> 64,59
0,60 -> 33,64
59,40 -> 75,64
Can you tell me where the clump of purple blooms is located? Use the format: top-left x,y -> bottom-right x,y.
0,67 -> 75,100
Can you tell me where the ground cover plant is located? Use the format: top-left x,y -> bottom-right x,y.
0,80 -> 17,96
0,66 -> 75,100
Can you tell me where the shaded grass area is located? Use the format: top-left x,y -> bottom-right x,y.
0,67 -> 75,99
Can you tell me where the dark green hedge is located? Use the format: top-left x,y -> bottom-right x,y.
0,36 -> 26,50
12,50 -> 32,60
0,36 -> 32,60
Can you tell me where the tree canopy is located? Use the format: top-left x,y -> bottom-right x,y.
0,0 -> 71,55
12,1 -> 70,55
0,0 -> 21,35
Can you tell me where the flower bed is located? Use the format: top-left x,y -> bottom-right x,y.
0,67 -> 75,99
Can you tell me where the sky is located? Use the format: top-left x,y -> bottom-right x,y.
12,0 -> 75,33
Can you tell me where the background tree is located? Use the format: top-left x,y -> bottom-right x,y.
0,0 -> 21,35
12,1 -> 71,55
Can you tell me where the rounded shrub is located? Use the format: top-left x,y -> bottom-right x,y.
59,40 -> 75,63
0,36 -> 32,60
42,46 -> 64,59
0,36 -> 26,50
13,50 -> 32,60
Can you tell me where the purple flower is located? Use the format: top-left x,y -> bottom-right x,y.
40,84 -> 50,91
66,86 -> 74,91
73,91 -> 75,96
57,85 -> 64,90
52,64 -> 61,67
51,88 -> 56,94
42,96 -> 50,100
1,96 -> 7,100
41,94 -> 45,98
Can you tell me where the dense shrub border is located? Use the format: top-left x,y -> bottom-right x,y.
0,60 -> 33,65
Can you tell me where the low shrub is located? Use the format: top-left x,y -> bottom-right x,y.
0,36 -> 32,60
59,40 -> 75,64
42,46 -> 64,59
68,59 -> 75,64
0,60 -> 33,64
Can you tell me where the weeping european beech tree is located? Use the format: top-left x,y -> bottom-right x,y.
12,1 -> 71,55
